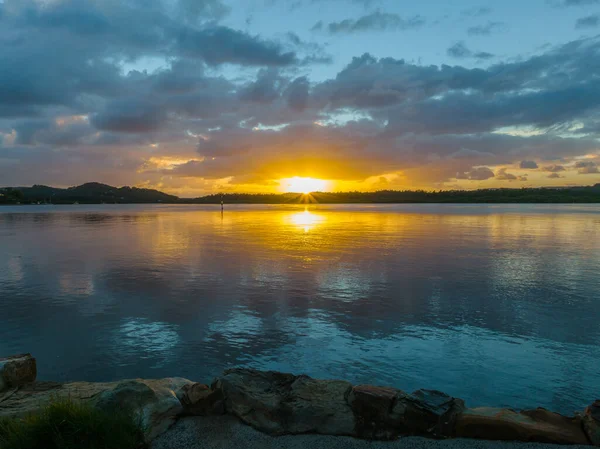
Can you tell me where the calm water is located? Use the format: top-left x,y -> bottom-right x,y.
1,204 -> 599,413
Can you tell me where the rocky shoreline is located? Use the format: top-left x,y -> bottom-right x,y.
1,354 -> 598,446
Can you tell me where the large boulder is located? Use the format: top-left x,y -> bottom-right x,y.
94,378 -> 193,442
347,385 -> 464,439
215,369 -> 355,436
177,382 -> 225,416
347,385 -> 398,439
455,407 -> 589,445
0,354 -> 36,391
0,381 -> 116,418
0,377 -> 193,443
394,389 -> 465,438
283,375 -> 355,435
583,400 -> 600,446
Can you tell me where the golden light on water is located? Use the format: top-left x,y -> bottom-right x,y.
280,177 -> 329,194
288,209 -> 325,232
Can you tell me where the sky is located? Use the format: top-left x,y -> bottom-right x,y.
1,0 -> 600,196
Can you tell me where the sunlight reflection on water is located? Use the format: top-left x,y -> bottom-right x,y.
0,203 -> 599,414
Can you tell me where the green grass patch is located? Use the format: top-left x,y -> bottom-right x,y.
0,396 -> 145,449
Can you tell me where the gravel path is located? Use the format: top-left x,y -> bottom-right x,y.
151,416 -> 592,449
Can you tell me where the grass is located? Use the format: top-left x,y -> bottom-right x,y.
0,397 -> 145,449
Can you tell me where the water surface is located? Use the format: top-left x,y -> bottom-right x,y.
1,204 -> 599,414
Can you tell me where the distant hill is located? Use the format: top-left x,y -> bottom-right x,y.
1,182 -> 178,204
2,183 -> 600,204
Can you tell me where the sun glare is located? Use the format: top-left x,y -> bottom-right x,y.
281,177 -> 328,194
289,209 -> 325,232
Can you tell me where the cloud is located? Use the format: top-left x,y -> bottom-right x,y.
547,173 -> 564,178
311,21 -> 324,31
447,42 -> 494,59
473,51 -> 495,60
447,42 -> 472,58
461,7 -> 493,17
285,77 -> 311,112
320,12 -> 425,34
542,164 -> 566,172
575,160 -> 599,173
456,166 -> 495,180
519,160 -> 538,169
177,0 -> 231,21
0,0 -> 299,72
91,100 -> 168,133
552,0 -> 600,6
286,0 -> 382,9
495,168 -> 528,181
467,21 -> 506,36
238,69 -> 284,104
13,117 -> 93,146
576,14 -> 600,28
495,168 -> 516,180
3,2 -> 600,194
175,26 -> 297,66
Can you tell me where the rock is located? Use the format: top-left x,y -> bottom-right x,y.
0,377 -> 194,443
348,385 -> 399,439
216,369 -> 295,434
583,400 -> 600,446
455,407 -> 589,445
347,385 -> 464,439
216,369 -> 355,436
0,381 -> 117,418
284,375 -> 355,435
94,378 -> 193,442
0,354 -> 37,391
397,389 -> 465,438
177,382 -> 225,416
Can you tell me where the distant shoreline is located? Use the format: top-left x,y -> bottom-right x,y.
2,182 -> 600,205
3,200 -> 600,205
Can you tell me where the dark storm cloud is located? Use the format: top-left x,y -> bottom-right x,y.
576,14 -> 600,28
319,12 -> 425,34
467,21 -> 506,36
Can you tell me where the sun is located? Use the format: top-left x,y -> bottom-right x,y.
281,177 -> 328,194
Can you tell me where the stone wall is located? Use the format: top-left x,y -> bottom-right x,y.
0,354 -> 598,446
